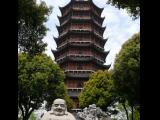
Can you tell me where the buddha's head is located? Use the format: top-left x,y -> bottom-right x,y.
52,98 -> 67,116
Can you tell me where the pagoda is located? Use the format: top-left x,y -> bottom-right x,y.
52,0 -> 110,108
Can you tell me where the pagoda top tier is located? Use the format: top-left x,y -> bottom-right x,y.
59,0 -> 103,16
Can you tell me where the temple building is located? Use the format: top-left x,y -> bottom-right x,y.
52,0 -> 110,108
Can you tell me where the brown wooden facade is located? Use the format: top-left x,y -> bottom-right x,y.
52,0 -> 110,108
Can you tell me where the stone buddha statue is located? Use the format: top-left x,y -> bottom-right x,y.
41,98 -> 76,120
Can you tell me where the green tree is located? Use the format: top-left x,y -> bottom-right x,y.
64,95 -> 75,111
79,70 -> 114,110
129,107 -> 140,120
29,113 -> 36,120
107,0 -> 140,20
18,0 -> 52,56
113,33 -> 140,120
45,83 -> 74,111
108,101 -> 131,120
18,53 -> 66,120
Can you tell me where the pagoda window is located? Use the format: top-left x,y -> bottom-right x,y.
67,80 -> 77,88
78,51 -> 82,54
70,35 -> 88,41
78,24 -> 83,29
84,12 -> 90,16
77,81 -> 83,88
73,23 -> 91,30
77,65 -> 83,70
73,3 -> 89,10
61,63 -> 68,69
79,36 -> 82,41
73,11 -> 90,18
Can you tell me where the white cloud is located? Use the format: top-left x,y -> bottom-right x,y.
101,3 -> 140,68
41,0 -> 140,69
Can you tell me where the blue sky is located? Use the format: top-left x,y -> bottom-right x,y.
38,0 -> 140,69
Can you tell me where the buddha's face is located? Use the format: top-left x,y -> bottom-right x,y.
52,99 -> 66,116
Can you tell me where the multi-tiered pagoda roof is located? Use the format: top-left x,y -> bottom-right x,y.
52,0 -> 110,108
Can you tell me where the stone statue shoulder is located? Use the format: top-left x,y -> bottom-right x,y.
41,111 -> 52,120
41,111 -> 76,120
66,112 -> 76,119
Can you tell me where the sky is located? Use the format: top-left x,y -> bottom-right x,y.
38,0 -> 140,69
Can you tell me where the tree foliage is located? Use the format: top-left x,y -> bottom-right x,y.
129,107 -> 140,120
64,95 -> 75,111
29,113 -> 36,120
79,70 -> 114,110
113,33 -> 140,108
18,53 -> 66,120
107,0 -> 140,20
18,0 -> 52,56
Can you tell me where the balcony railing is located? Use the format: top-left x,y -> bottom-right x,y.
59,28 -> 93,38
57,41 -> 104,52
72,7 -> 90,11
67,88 -> 83,97
71,16 -> 91,20
69,56 -> 93,61
67,88 -> 83,90
65,70 -> 94,72
57,41 -> 91,50
65,70 -> 94,78
56,54 -> 105,64
70,27 -> 92,31
59,26 -> 103,38
61,16 -> 91,26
